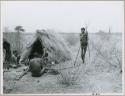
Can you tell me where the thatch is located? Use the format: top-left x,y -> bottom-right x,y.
20,30 -> 71,64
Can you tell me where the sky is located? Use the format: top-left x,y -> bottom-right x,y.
1,1 -> 124,33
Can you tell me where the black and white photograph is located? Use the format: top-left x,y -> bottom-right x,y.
1,1 -> 124,95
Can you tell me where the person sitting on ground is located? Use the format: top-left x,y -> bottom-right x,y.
29,52 -> 49,77
29,58 -> 45,77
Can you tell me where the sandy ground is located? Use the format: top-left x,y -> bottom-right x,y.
3,47 -> 122,94
3,64 -> 122,94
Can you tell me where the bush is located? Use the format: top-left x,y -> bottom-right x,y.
57,66 -> 82,86
91,39 -> 122,73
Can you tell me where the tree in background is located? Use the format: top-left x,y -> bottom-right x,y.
14,26 -> 25,54
15,25 -> 25,33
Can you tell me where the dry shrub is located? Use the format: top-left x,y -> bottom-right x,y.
91,38 -> 122,72
57,64 -> 82,86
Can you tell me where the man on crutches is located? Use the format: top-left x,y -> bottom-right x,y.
80,27 -> 88,63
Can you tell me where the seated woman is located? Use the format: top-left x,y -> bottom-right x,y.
29,58 -> 45,77
29,52 -> 48,77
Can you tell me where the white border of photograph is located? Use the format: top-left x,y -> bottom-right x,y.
0,0 -> 124,95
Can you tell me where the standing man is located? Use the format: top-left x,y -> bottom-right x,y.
80,27 -> 88,63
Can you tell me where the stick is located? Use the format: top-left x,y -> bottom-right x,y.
74,46 -> 81,66
85,25 -> 91,60
48,63 -> 82,71
15,68 -> 29,81
87,42 -> 91,60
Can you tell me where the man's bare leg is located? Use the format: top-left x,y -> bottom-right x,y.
83,47 -> 87,63
81,47 -> 84,61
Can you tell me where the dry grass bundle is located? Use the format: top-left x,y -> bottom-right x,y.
57,66 -> 82,86
90,38 -> 122,72
56,59 -> 83,86
3,32 -> 24,52
20,29 -> 72,64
